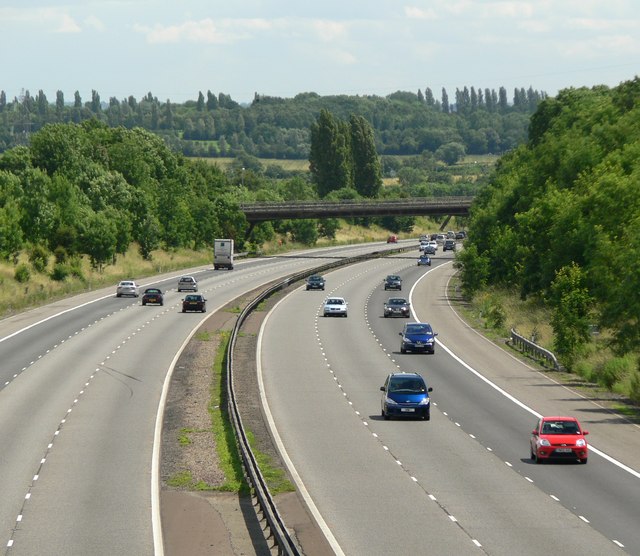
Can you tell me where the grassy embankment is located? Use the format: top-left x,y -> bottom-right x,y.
450,276 -> 640,416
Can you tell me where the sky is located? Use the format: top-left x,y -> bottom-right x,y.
1,0 -> 639,105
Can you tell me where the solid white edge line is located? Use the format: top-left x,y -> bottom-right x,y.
411,262 -> 640,481
151,303 -> 227,556
258,295 -> 346,556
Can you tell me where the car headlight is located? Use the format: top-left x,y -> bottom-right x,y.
385,397 -> 399,406
539,438 -> 551,446
418,398 -> 430,405
576,439 -> 586,447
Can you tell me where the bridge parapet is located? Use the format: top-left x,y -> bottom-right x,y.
240,196 -> 473,222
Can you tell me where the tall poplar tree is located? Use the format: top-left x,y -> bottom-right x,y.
349,114 -> 382,198
441,88 -> 450,113
309,109 -> 353,197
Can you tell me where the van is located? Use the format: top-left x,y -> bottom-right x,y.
443,239 -> 456,252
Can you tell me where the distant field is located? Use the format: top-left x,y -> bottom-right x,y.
196,157 -> 310,172
191,154 -> 499,173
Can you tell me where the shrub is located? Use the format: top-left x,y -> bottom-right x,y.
597,356 -> 634,391
54,246 -> 68,264
28,245 -> 50,273
14,263 -> 30,283
630,371 -> 640,404
50,263 -> 71,281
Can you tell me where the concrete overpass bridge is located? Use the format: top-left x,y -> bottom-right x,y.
240,196 -> 473,235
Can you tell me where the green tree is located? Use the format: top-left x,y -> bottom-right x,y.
289,219 -> 318,245
0,200 -> 23,260
137,214 -> 161,260
80,210 -> 117,270
349,114 -> 382,198
309,109 -> 353,197
454,243 -> 490,298
435,142 -> 466,165
550,264 -> 593,367
441,88 -> 450,113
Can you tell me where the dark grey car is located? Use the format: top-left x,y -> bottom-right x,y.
384,297 -> 411,318
384,275 -> 402,291
306,275 -> 325,290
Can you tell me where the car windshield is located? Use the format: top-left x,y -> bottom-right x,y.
145,288 -> 161,294
388,299 -> 407,305
387,276 -> 400,281
406,324 -> 432,334
326,299 -> 344,305
541,421 -> 579,434
185,295 -> 200,301
309,276 -> 322,282
389,378 -> 426,393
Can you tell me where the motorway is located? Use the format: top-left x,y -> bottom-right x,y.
0,243 -> 398,556
259,250 -> 640,555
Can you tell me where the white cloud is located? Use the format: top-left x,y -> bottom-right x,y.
404,6 -> 438,20
0,7 -> 82,32
561,34 -> 640,58
133,17 -> 273,44
517,20 -> 552,33
569,17 -> 640,31
327,48 -> 357,65
55,14 -> 81,33
312,20 -> 348,42
84,15 -> 105,32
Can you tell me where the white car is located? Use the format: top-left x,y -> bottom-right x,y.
323,297 -> 348,317
116,280 -> 139,297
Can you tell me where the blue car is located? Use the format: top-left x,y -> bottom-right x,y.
399,322 -> 437,354
380,372 -> 433,420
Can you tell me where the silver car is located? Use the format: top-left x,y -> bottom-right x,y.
116,280 -> 139,297
177,276 -> 198,292
323,297 -> 348,317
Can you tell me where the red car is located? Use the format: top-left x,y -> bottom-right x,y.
530,416 -> 589,464
386,235 -> 398,243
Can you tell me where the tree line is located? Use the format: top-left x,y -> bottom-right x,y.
0,85 -> 545,159
455,77 -> 640,400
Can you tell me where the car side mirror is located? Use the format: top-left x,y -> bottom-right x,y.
532,430 -> 538,436
398,332 -> 402,336
380,386 -> 385,391
434,332 -> 438,336
583,430 -> 589,435
428,387 -> 433,392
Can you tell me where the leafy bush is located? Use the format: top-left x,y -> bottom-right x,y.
50,263 -> 71,281
597,355 -> 635,391
14,263 -> 30,283
476,292 -> 506,331
29,245 -> 49,273
630,371 -> 640,404
54,246 -> 68,264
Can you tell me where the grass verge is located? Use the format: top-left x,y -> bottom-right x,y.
209,330 -> 295,494
448,275 -> 640,419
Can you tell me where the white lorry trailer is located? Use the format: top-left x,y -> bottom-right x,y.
214,239 -> 234,270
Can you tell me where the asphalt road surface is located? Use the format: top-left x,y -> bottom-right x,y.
259,251 -> 640,555
0,242 -> 402,556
